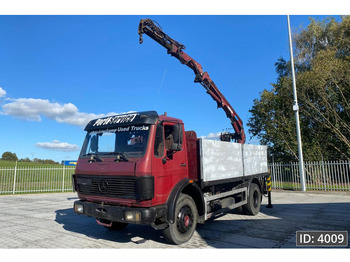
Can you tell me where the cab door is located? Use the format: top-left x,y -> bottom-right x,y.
151,122 -> 188,205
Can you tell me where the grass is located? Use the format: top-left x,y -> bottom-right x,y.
273,181 -> 350,191
0,160 -> 60,167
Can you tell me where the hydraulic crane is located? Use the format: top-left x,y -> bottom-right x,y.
138,18 -> 246,144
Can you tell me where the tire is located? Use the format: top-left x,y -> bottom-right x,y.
163,193 -> 198,245
242,183 -> 262,216
105,221 -> 129,230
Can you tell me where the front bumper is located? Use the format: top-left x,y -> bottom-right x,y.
74,200 -> 166,225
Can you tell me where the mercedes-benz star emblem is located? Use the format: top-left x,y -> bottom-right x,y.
98,179 -> 109,194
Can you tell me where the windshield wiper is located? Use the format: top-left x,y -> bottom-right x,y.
114,152 -> 129,162
86,153 -> 102,163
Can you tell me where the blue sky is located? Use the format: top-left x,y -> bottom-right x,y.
0,15 -> 339,162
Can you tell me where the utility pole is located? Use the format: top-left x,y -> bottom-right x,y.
287,15 -> 306,191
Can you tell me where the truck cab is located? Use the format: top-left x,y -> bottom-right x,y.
73,111 -> 196,233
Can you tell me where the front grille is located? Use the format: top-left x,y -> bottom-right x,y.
76,175 -> 137,199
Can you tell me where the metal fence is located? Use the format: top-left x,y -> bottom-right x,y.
1,161 -> 350,194
269,160 -> 350,191
0,165 -> 75,194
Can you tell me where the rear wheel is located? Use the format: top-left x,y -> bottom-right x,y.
242,182 -> 261,216
163,193 -> 198,245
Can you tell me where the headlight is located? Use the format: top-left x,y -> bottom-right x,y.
74,203 -> 84,214
124,211 -> 141,222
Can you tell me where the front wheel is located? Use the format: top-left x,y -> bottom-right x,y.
242,182 -> 262,216
163,193 -> 198,245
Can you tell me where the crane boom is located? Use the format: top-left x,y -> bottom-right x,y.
138,19 -> 246,144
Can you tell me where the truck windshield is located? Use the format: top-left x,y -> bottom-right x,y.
80,125 -> 150,158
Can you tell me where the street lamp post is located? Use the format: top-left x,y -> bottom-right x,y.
287,15 -> 307,192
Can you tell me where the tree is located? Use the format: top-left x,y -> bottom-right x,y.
33,158 -> 59,165
1,151 -> 18,161
248,16 -> 350,161
19,157 -> 32,162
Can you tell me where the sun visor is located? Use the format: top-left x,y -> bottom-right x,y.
84,111 -> 159,131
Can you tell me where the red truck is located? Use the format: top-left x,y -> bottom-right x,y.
73,19 -> 269,245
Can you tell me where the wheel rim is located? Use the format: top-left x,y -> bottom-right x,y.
177,205 -> 193,234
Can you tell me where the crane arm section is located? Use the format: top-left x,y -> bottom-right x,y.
138,19 -> 246,143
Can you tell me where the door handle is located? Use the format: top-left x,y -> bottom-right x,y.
180,163 -> 186,167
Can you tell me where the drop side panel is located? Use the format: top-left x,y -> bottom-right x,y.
243,144 -> 268,176
199,139 -> 244,182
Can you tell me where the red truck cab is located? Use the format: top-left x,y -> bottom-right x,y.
73,111 -> 203,242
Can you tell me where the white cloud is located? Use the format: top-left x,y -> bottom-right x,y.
1,97 -> 118,127
36,140 -> 80,152
0,87 -> 6,98
200,132 -> 221,140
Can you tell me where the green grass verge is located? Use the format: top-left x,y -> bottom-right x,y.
273,181 -> 350,191
0,160 -> 61,167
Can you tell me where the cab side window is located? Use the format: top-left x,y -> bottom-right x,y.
154,124 -> 165,157
164,125 -> 175,150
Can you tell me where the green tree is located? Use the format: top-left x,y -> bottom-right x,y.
1,151 -> 18,161
42,159 -> 59,165
248,16 -> 350,161
32,158 -> 59,165
19,157 -> 32,162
